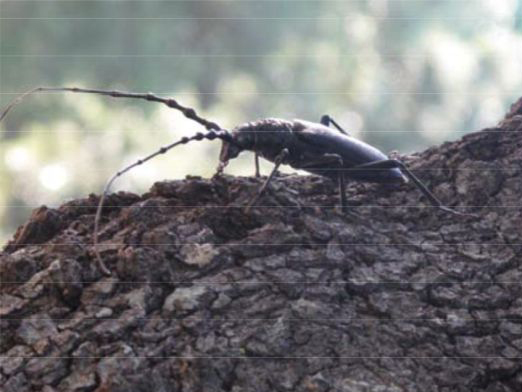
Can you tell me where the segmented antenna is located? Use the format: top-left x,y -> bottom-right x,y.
0,86 -> 222,131
0,86 -> 231,275
93,129 -> 233,275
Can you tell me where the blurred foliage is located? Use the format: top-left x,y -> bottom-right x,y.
1,0 -> 522,244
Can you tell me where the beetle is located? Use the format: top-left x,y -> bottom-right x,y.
219,116 -> 409,209
1,87 -> 468,276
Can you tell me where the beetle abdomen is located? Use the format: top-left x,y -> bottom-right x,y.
293,120 -> 406,184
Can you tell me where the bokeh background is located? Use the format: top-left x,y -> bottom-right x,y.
1,0 -> 522,244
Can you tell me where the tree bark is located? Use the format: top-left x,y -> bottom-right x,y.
1,102 -> 521,392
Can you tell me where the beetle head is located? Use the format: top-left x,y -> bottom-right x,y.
219,139 -> 242,162
216,136 -> 244,174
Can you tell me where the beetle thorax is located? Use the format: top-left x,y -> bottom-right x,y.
232,118 -> 295,163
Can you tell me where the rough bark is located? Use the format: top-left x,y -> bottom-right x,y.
1,103 -> 521,392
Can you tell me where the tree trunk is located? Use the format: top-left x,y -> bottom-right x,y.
1,102 -> 521,392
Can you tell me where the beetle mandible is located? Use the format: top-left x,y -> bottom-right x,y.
1,87 -> 467,276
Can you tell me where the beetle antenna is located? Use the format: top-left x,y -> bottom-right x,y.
0,86 -> 222,131
93,129 -> 233,275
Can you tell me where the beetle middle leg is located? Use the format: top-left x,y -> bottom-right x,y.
298,153 -> 349,212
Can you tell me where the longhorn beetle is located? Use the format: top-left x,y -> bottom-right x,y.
1,87 -> 469,275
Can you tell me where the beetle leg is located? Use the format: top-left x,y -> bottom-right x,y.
255,153 -> 260,177
247,148 -> 289,209
254,131 -> 260,177
338,170 -> 347,212
297,153 -> 349,212
320,115 -> 350,136
349,159 -> 472,216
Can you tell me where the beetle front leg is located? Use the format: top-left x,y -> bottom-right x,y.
253,131 -> 260,177
320,115 -> 350,136
247,148 -> 290,209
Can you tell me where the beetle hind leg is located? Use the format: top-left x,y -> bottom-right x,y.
349,159 -> 474,216
320,114 -> 350,136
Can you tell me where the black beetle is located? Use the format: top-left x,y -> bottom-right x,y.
216,116 -> 464,216
218,117 -> 407,208
0,87 -> 468,276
